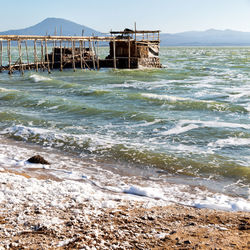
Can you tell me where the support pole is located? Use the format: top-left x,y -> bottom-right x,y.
134,22 -> 137,58
52,39 -> 55,69
92,40 -> 96,70
96,41 -> 100,70
0,41 -> 2,67
71,39 -> 76,72
89,39 -> 95,70
79,40 -> 83,70
18,40 -> 24,75
128,36 -> 131,69
7,40 -> 11,75
113,38 -> 116,69
25,40 -> 30,70
40,40 -> 44,70
45,39 -> 50,74
34,40 -> 38,72
60,39 -> 63,71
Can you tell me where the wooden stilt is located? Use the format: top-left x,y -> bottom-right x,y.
113,38 -> 116,69
40,40 -> 44,70
54,27 -> 57,47
18,40 -> 24,75
134,22 -> 137,58
52,39 -> 55,69
71,39 -> 76,72
128,36 -> 131,69
34,40 -> 38,72
79,40 -> 83,70
0,40 -> 2,67
7,40 -> 12,75
45,39 -> 50,74
92,40 -> 96,70
96,41 -> 100,70
60,39 -> 63,71
24,40 -> 30,70
89,39 -> 95,70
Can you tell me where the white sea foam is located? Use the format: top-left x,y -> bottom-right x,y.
111,80 -> 169,90
141,93 -> 190,102
228,91 -> 250,101
0,87 -> 19,93
123,185 -> 165,199
0,125 -> 51,140
195,194 -> 250,212
162,124 -> 199,135
29,74 -> 51,83
208,138 -> 250,148
171,119 -> 250,131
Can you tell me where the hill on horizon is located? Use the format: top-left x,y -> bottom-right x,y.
1,18 -> 250,46
0,17 -> 103,36
161,29 -> 250,46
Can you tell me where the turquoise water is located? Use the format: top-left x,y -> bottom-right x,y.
0,47 -> 249,198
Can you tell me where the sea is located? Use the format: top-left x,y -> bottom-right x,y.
0,47 -> 249,211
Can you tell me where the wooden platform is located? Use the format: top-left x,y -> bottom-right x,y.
0,29 -> 162,74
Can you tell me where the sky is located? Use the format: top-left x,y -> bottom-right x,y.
1,0 -> 250,33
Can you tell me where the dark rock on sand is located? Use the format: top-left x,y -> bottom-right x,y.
27,155 -> 50,165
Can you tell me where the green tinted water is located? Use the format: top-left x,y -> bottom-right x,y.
0,47 -> 249,197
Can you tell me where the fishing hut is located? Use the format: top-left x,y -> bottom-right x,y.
0,27 -> 161,74
104,28 -> 161,69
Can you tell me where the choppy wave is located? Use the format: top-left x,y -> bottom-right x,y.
138,93 -> 248,113
162,120 -> 250,136
29,74 -> 52,83
1,124 -> 249,183
208,138 -> 250,148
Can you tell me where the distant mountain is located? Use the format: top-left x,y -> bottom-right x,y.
160,29 -> 250,46
0,17 -> 103,36
1,18 -> 250,46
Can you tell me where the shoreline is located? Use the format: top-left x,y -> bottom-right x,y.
0,135 -> 249,248
0,170 -> 249,249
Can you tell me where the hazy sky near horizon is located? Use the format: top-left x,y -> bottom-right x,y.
1,0 -> 250,33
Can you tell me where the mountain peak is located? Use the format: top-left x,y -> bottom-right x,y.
0,17 -> 102,36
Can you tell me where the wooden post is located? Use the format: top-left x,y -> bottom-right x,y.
52,39 -> 55,69
25,40 -> 30,70
134,22 -> 137,42
71,39 -> 76,71
128,36 -> 131,69
79,40 -> 83,70
96,41 -> 100,70
89,39 -> 95,70
18,40 -> 24,75
92,40 -> 96,70
134,22 -> 137,58
54,27 -> 57,47
34,40 -> 38,72
113,38 -> 116,69
41,40 -> 44,70
60,39 -> 63,71
7,40 -> 11,75
45,39 -> 50,74
81,40 -> 90,70
0,40 -> 2,67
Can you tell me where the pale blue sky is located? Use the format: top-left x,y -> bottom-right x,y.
1,0 -> 250,33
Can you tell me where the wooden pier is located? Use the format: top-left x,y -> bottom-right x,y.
0,29 -> 161,74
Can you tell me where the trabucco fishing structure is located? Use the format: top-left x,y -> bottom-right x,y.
0,27 -> 161,74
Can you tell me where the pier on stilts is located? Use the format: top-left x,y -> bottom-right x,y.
0,28 -> 161,74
